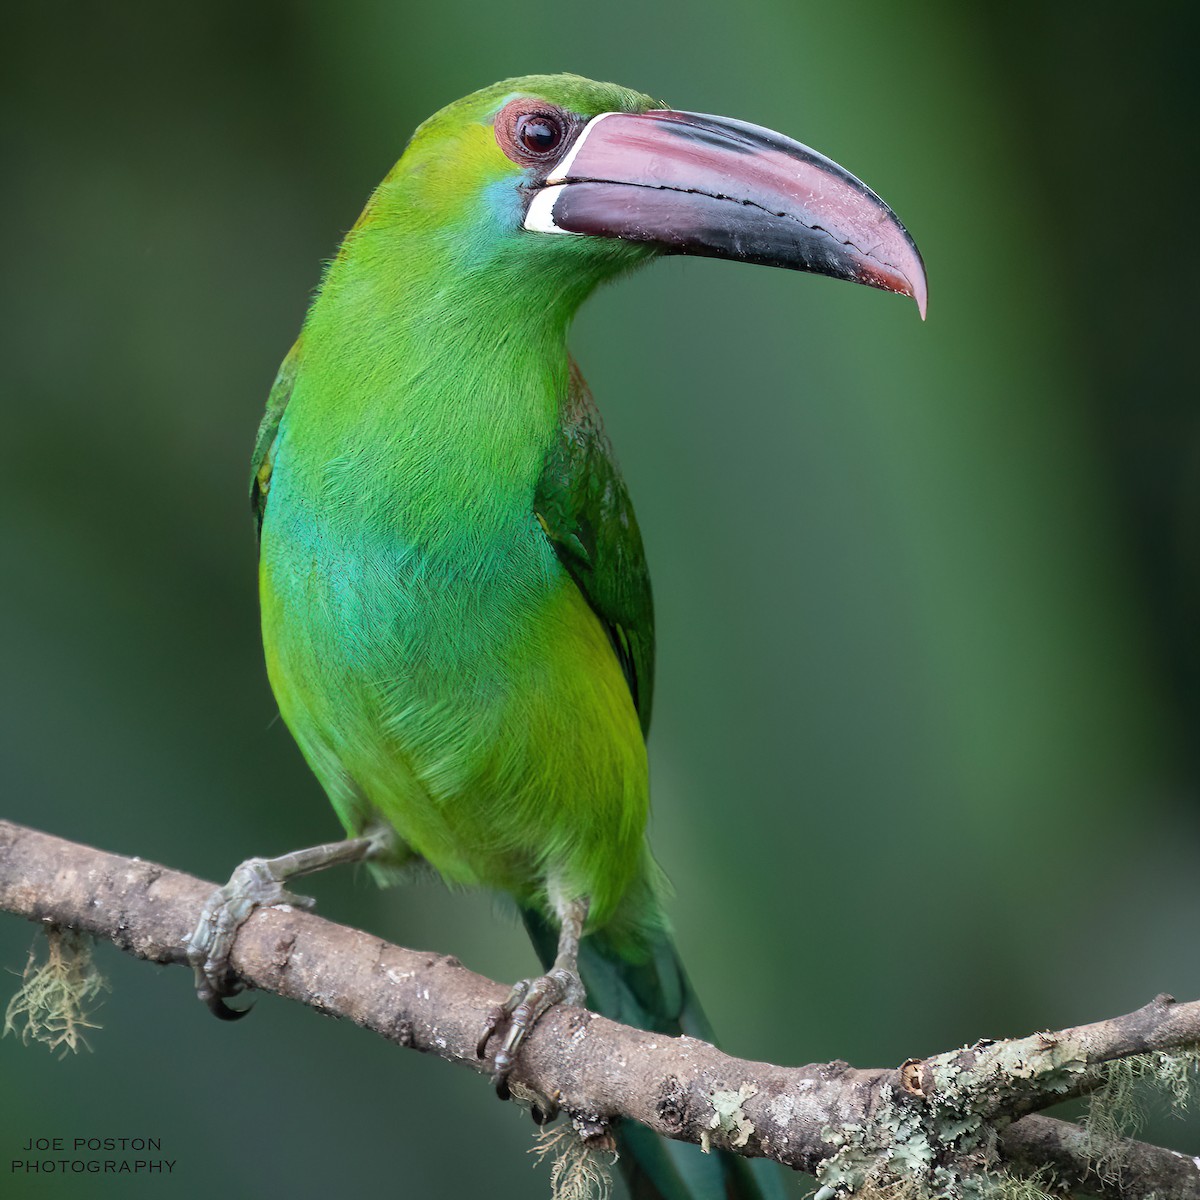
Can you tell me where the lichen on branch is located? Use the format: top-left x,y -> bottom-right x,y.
1,818 -> 1199,1199
3,924 -> 108,1057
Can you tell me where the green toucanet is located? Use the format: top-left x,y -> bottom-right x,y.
188,73 -> 925,1200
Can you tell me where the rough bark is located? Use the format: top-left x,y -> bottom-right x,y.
2,819 -> 1198,1199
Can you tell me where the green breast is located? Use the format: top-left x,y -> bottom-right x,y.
257,364 -> 649,926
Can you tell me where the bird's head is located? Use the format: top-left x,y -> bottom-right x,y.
355,73 -> 926,319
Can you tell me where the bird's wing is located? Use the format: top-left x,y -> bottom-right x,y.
535,360 -> 655,733
250,338 -> 302,533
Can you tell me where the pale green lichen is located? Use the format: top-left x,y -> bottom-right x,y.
1084,1048 -> 1200,1183
815,1087 -> 940,1198
701,1083 -> 758,1153
974,1170 -> 1058,1200
811,1027 -> 1196,1198
1151,1047 -> 1200,1113
812,1056 -> 1070,1200
814,1181 -> 922,1200
811,1163 -> 1058,1200
3,927 -> 108,1057
813,1180 -> 1053,1200
530,1122 -> 617,1200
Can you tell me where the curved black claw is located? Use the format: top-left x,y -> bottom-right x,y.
477,1003 -> 507,1060
482,966 -> 585,1099
205,991 -> 254,1021
529,1097 -> 560,1126
186,857 -> 317,1018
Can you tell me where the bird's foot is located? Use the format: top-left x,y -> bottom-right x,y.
186,856 -> 317,1019
186,834 -> 380,1018
478,966 -> 585,1100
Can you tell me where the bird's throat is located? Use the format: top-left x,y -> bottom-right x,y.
279,235 -> 582,550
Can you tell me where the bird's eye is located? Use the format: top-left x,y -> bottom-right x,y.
494,100 -> 576,167
516,114 -> 563,156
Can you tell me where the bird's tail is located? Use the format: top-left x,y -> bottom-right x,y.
520,907 -> 787,1200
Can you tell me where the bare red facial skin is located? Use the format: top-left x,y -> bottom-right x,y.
494,99 -> 583,170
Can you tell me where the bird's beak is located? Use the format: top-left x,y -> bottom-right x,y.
525,109 -> 927,319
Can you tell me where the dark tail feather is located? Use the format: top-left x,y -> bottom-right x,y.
520,908 -> 787,1200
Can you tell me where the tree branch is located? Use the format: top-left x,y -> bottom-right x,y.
2,818 -> 1197,1199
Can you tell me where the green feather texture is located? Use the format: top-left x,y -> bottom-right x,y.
253,74 -> 784,1198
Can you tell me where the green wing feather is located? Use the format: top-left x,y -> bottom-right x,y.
250,338 -> 302,533
535,360 -> 655,733
530,367 -> 787,1200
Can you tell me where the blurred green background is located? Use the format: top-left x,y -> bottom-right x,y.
2,2 -> 1196,1196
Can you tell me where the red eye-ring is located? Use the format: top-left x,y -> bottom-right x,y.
495,100 -> 575,166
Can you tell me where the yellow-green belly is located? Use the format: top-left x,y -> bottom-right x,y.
257,511 -> 648,929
